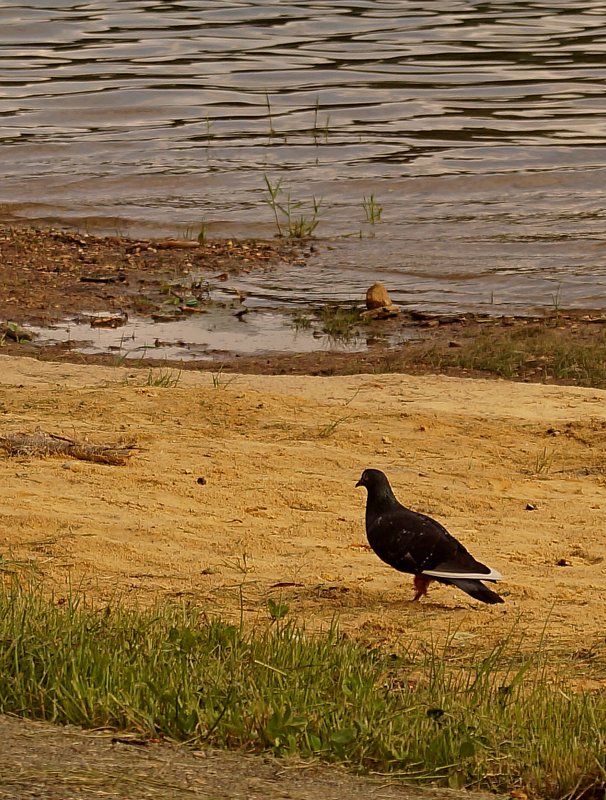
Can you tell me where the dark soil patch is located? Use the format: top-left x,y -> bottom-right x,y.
0,715 -> 492,800
0,226 -> 308,327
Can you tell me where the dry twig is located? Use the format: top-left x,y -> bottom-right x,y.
0,431 -> 136,465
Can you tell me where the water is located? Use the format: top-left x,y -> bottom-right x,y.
2,2 -> 606,315
29,307 -> 397,360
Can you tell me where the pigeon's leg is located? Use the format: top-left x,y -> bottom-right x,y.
412,575 -> 432,602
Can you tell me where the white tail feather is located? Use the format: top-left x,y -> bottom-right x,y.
422,567 -> 502,581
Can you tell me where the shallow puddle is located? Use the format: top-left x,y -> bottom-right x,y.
29,307 -> 407,360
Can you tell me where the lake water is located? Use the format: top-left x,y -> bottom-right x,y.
2,2 -> 606,315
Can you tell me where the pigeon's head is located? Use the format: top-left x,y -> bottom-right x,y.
355,468 -> 389,491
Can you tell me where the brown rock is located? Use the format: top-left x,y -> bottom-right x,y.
360,304 -> 399,321
366,282 -> 392,310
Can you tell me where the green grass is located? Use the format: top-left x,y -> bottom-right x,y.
319,305 -> 362,341
291,307 -> 361,341
400,323 -> 606,388
291,312 -> 313,331
317,413 -> 355,438
263,176 -> 323,238
145,368 -> 182,388
211,364 -> 237,389
0,583 -> 604,798
362,195 -> 383,225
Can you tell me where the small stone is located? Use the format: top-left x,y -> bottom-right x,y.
525,503 -> 536,511
382,435 -> 392,445
366,281 -> 392,310
197,476 -> 207,485
556,558 -> 572,567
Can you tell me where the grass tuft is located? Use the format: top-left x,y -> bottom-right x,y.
319,305 -> 362,342
0,584 -> 605,798
362,195 -> 383,225
263,176 -> 323,238
145,368 -> 182,388
211,364 -> 237,389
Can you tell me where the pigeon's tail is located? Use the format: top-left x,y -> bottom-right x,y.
445,578 -> 504,605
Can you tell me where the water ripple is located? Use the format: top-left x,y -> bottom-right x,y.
1,1 -> 606,313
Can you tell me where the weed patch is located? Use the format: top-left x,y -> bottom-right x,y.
319,305 -> 362,342
396,323 -> 606,388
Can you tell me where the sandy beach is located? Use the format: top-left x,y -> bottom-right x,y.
2,353 -> 605,668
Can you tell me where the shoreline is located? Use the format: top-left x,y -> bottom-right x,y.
2,224 -> 606,384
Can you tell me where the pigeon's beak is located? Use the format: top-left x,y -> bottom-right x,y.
355,477 -> 363,488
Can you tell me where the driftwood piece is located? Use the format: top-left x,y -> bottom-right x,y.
0,431 -> 136,465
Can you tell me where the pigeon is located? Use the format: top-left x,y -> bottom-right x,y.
356,468 -> 504,605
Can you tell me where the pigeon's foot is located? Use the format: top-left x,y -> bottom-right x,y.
412,575 -> 433,602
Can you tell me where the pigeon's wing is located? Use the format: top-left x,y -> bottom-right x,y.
366,506 -> 460,575
420,535 -> 501,581
394,508 -> 503,580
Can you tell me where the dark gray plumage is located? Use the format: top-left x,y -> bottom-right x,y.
356,469 -> 504,605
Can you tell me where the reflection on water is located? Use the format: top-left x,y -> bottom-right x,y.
1,2 -> 606,313
29,308 -> 396,359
